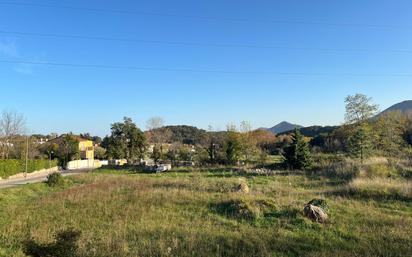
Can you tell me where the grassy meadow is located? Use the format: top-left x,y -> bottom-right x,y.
0,166 -> 411,257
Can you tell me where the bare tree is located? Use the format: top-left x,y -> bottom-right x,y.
146,117 -> 165,131
0,110 -> 26,159
345,94 -> 379,125
146,117 -> 171,158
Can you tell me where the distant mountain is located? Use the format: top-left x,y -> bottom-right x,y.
266,121 -> 303,134
381,100 -> 412,115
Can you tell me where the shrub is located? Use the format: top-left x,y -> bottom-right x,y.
363,163 -> 396,178
46,172 -> 64,187
23,229 -> 81,257
0,159 -> 58,178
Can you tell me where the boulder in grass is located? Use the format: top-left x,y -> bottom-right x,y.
236,181 -> 250,194
303,204 -> 328,223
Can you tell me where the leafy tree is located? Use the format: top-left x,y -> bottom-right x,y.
166,143 -> 192,163
94,146 -> 107,160
239,121 -> 260,163
347,123 -> 373,162
55,134 -> 80,166
345,94 -> 379,124
151,145 -> 162,164
225,130 -> 242,165
41,142 -> 59,161
283,129 -> 312,170
343,94 -> 378,160
106,117 -> 147,163
373,111 -> 407,156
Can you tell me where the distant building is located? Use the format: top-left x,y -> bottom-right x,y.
49,135 -> 94,160
75,137 -> 94,160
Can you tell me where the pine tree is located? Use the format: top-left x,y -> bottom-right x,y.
284,129 -> 313,170
348,123 -> 372,163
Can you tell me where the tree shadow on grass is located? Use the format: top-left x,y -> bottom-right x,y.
23,229 -> 81,257
326,187 -> 412,202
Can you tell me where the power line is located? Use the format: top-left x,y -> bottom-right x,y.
1,29 -> 411,54
0,1 -> 410,30
1,59 -> 411,77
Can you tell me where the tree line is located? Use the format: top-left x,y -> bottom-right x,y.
1,93 -> 411,170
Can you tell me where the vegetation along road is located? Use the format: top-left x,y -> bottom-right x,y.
0,169 -> 92,190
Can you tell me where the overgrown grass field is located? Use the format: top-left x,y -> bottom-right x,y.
0,168 -> 411,257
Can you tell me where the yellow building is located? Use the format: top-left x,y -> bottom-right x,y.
49,135 -> 94,160
76,137 -> 94,160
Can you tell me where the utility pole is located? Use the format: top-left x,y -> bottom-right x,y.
25,136 -> 29,179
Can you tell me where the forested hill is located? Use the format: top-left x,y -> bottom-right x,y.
279,125 -> 339,137
153,125 -> 207,145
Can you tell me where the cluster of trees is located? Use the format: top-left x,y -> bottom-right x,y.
326,94 -> 412,162
100,118 -> 283,166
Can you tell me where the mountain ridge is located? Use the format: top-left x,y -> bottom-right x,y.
265,121 -> 303,134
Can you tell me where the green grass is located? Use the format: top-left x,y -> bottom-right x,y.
0,168 -> 411,257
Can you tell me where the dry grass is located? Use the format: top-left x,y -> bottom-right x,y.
0,169 -> 411,257
343,177 -> 412,201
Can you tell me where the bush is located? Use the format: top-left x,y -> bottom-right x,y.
363,163 -> 396,178
46,173 -> 64,187
0,159 -> 58,178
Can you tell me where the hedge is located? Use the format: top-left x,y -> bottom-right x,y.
0,159 -> 59,179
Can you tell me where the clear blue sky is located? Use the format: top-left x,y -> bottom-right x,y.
1,0 -> 411,136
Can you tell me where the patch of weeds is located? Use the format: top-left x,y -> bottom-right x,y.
212,199 -> 259,221
212,198 -> 280,224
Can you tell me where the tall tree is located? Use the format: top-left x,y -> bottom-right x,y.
146,117 -> 172,157
239,121 -> 259,163
225,126 -> 242,165
343,94 -> 378,160
55,134 -> 80,166
283,129 -> 312,170
345,94 -> 379,125
107,117 -> 147,163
